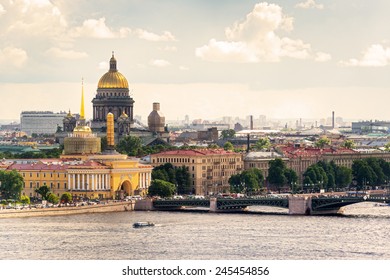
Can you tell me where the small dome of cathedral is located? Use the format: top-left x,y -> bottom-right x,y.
97,53 -> 129,89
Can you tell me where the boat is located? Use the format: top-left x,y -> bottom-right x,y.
374,203 -> 390,207
133,222 -> 155,228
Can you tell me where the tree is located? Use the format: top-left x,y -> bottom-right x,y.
208,144 -> 219,149
116,135 -> 142,156
148,179 -> 176,197
60,192 -> 72,203
35,185 -> 51,200
384,142 -> 390,152
101,136 -> 108,151
175,166 -> 191,195
20,195 -> 30,205
220,129 -> 235,139
0,170 -> 24,200
47,193 -> 59,204
223,141 -> 234,151
267,158 -> 287,193
341,139 -> 356,149
253,138 -> 271,150
315,136 -> 331,148
228,168 -> 264,195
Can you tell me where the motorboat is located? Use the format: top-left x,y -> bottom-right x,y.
133,222 -> 155,228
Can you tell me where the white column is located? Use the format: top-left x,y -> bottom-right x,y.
87,174 -> 90,191
68,174 -> 71,190
82,174 -> 85,190
107,174 -> 110,191
77,174 -> 81,190
92,174 -> 95,191
72,174 -> 75,190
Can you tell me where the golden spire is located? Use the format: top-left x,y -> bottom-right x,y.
80,78 -> 85,120
107,112 -> 115,147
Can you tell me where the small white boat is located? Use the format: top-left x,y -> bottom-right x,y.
133,222 -> 155,228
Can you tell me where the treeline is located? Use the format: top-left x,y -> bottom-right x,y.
151,163 -> 191,195
0,148 -> 63,159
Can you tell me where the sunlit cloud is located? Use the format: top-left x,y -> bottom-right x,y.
340,44 -> 390,67
296,0 -> 324,10
45,48 -> 88,59
150,59 -> 171,67
196,2 -> 326,63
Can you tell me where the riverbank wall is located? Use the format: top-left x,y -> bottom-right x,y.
0,201 -> 135,219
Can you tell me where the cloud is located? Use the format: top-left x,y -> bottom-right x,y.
340,44 -> 390,67
150,59 -> 171,67
5,0 -> 67,37
196,2 -> 325,63
98,61 -> 109,70
0,47 -> 28,68
45,48 -> 88,59
179,66 -> 189,71
70,17 -> 117,38
134,29 -> 176,42
296,0 -> 324,10
159,46 -> 178,52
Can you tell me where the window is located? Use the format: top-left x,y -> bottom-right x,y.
58,183 -> 60,189
30,182 -> 33,189
43,173 -> 46,178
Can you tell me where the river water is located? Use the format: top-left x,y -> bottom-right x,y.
0,202 -> 389,260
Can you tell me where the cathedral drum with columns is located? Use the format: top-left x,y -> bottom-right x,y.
91,53 -> 134,134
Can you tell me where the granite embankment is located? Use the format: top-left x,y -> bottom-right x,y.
0,201 -> 135,218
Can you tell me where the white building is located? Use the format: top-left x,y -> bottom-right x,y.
20,111 -> 67,135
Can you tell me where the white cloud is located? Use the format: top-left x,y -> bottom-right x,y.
45,48 -> 88,59
0,47 -> 28,68
150,59 -> 171,67
341,44 -> 390,67
296,0 -> 324,10
134,29 -> 176,42
5,0 -> 67,37
70,17 -> 116,38
315,52 -> 331,62
196,2 -> 325,63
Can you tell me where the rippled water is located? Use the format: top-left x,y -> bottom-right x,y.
0,202 -> 389,260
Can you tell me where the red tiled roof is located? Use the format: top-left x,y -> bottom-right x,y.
6,159 -> 108,171
279,145 -> 358,158
152,149 -> 239,157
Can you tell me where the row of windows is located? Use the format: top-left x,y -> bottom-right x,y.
154,158 -> 195,164
22,172 -> 67,178
26,182 -> 67,189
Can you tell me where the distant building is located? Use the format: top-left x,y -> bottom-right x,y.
243,151 -> 288,178
20,111 -> 67,135
352,120 -> 390,134
150,149 -> 243,195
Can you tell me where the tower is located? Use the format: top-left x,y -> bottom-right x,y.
148,102 -> 165,133
107,112 -> 115,148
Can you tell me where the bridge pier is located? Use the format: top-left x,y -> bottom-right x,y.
134,198 -> 154,211
209,198 -> 218,212
288,196 -> 312,215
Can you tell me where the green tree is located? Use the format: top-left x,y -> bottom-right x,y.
207,144 -> 219,149
175,166 -> 191,195
315,136 -> 331,148
116,135 -> 142,156
47,193 -> 59,204
60,192 -> 73,203
220,129 -> 235,139
20,195 -> 30,205
148,179 -> 176,197
341,139 -> 356,149
228,168 -> 264,195
0,170 -> 24,200
35,185 -> 51,200
223,141 -> 234,151
253,138 -> 271,150
267,158 -> 287,193
384,142 -> 390,152
101,136 -> 108,151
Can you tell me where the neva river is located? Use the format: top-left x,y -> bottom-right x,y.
0,202 -> 389,260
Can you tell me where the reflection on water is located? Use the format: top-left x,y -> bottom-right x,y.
0,202 -> 389,260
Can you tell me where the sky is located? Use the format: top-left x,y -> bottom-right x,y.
1,0 -> 390,123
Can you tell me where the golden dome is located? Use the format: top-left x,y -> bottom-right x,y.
97,53 -> 129,89
73,125 -> 92,134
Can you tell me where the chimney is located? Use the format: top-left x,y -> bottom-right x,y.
246,134 -> 250,153
250,115 -> 253,130
332,111 -> 335,128
153,102 -> 160,111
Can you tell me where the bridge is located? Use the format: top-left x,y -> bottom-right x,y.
135,194 -> 390,215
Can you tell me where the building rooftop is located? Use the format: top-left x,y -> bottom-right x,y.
153,149 -> 239,157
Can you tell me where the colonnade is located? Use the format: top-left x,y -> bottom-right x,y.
139,172 -> 151,190
68,172 -> 110,191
